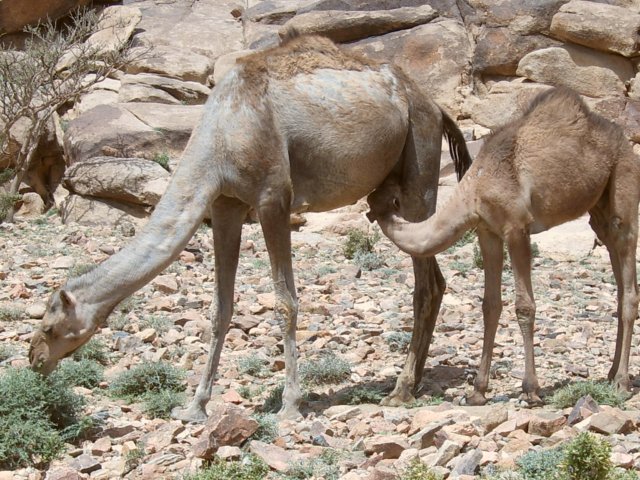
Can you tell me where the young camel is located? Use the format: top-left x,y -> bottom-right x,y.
368,87 -> 640,406
28,34 -> 472,421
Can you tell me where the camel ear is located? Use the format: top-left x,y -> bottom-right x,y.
60,290 -> 77,309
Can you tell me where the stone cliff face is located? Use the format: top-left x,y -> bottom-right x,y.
4,0 -> 640,224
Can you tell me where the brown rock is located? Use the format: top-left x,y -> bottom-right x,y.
249,440 -> 306,472
365,435 -> 410,460
141,421 -> 185,454
588,410 -> 635,435
45,467 -> 84,480
528,412 -> 566,437
153,275 -> 180,294
567,394 -> 600,426
69,454 -> 101,474
91,436 -> 112,456
0,0 -> 93,34
194,404 -> 259,459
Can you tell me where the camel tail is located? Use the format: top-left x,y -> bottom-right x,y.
440,108 -> 473,182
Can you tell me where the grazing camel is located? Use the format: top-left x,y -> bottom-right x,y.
368,87 -> 640,406
28,34 -> 472,421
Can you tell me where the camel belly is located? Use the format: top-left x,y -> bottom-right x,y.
273,68 -> 410,212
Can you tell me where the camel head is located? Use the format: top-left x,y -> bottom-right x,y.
366,183 -> 402,223
29,289 -> 97,375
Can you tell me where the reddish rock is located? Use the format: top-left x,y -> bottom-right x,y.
194,404 -> 259,459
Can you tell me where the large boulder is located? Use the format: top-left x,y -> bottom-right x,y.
550,0 -> 640,57
61,194 -> 150,226
127,0 -> 244,83
349,19 -> 472,116
118,73 -> 211,105
473,27 -> 560,76
278,5 -> 438,43
516,44 -> 634,98
63,103 -> 203,165
469,0 -> 568,34
0,0 -> 92,35
63,157 -> 170,206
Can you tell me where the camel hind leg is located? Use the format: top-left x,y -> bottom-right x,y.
378,94 -> 446,406
174,196 -> 250,422
589,156 -> 640,391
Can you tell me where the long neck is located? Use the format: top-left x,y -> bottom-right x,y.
378,176 -> 479,257
68,109 -> 223,322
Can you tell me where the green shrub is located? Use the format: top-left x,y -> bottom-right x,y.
109,361 -> 186,399
141,390 -> 186,419
385,331 -> 412,353
281,449 -> 341,480
343,229 -> 379,260
516,447 -> 565,480
73,338 -> 110,365
0,343 -> 17,362
354,250 -> 385,270
300,353 -> 351,386
262,383 -> 284,414
237,355 -> 270,378
52,359 -> 104,389
251,413 -> 279,443
550,381 -> 626,409
0,305 -> 23,322
562,432 -> 611,480
184,455 -> 269,480
0,368 -> 87,469
400,458 -> 443,480
0,193 -> 21,222
343,385 -> 385,405
153,152 -> 171,171
140,314 -> 173,334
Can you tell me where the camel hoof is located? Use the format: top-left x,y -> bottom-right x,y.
519,392 -> 543,407
611,374 -> 631,392
381,392 -> 416,407
277,407 -> 303,421
171,405 -> 208,423
464,392 -> 488,406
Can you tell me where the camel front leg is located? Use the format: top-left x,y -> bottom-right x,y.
507,231 -> 541,405
173,198 -> 249,422
383,256 -> 444,405
259,196 -> 302,419
467,229 -> 504,406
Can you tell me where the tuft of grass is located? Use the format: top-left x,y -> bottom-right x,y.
300,353 -> 351,386
109,361 -> 186,400
152,151 -> 171,171
0,193 -> 21,222
251,413 -> 279,443
0,367 -> 88,469
262,383 -> 284,414
550,381 -> 627,409
0,343 -> 17,362
0,305 -> 23,322
73,338 -> 110,365
281,449 -> 341,480
353,250 -> 385,271
141,390 -> 186,419
237,355 -> 270,378
52,359 -> 104,389
516,447 -> 565,480
384,331 -> 412,353
184,454 -> 269,480
343,229 -> 379,260
342,385 -> 385,405
400,458 -> 443,480
140,314 -> 173,334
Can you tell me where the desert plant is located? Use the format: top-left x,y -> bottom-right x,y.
184,455 -> 269,480
237,355 -> 270,378
0,343 -> 17,362
343,229 -> 379,260
353,250 -> 385,270
262,383 -> 284,413
141,390 -> 186,419
73,338 -> 110,364
0,305 -> 23,321
401,458 -> 443,480
385,331 -> 412,353
251,413 -> 279,443
516,447 -> 565,480
109,361 -> 185,400
0,8 -> 137,222
280,449 -> 341,480
562,432 -> 611,480
550,381 -> 626,409
140,314 -> 173,334
152,151 -> 171,171
52,358 -> 104,389
300,352 -> 351,386
343,385 -> 385,405
0,367 -> 87,469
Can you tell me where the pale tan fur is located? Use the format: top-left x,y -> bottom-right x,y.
369,87 -> 640,405
29,35 -> 472,421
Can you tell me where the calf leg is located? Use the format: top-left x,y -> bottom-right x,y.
467,228 -> 504,406
507,230 -> 541,405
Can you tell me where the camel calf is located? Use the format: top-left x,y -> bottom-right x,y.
368,87 -> 640,405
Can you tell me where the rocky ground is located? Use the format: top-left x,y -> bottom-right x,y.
1,197 -> 640,479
